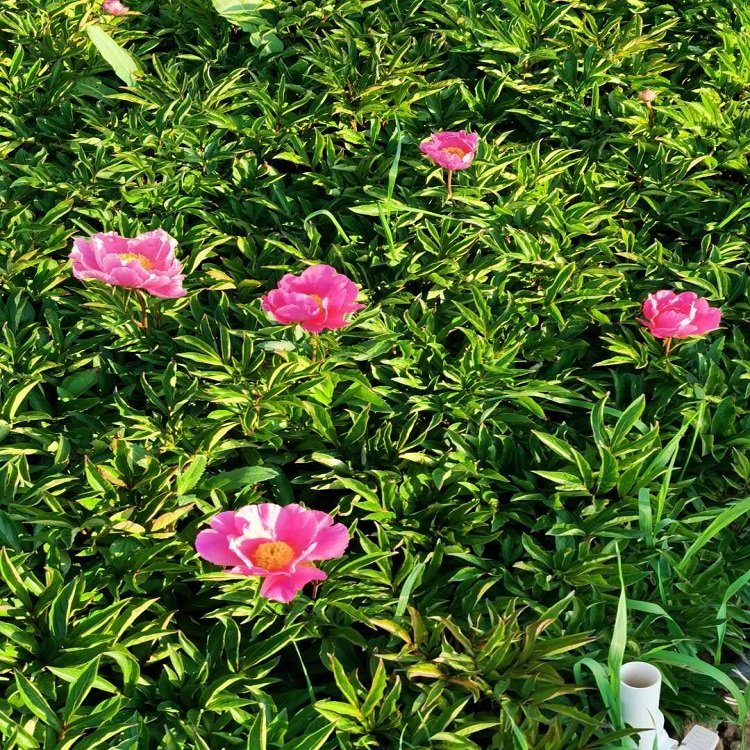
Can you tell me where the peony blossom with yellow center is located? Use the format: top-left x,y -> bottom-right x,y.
195,502 -> 350,603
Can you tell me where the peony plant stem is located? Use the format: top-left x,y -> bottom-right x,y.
137,289 -> 148,329
446,169 -> 453,200
663,337 -> 674,372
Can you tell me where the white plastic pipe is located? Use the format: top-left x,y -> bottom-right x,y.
620,662 -> 678,750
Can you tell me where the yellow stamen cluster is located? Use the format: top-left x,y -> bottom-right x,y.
119,252 -> 153,270
251,541 -> 295,570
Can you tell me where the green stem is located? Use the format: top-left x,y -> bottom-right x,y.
446,169 -> 453,200
137,289 -> 148,329
663,337 -> 673,372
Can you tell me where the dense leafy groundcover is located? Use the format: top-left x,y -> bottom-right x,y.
2,0 -> 750,747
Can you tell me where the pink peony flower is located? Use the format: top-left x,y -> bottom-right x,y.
195,503 -> 349,603
640,290 -> 721,339
419,130 -> 479,171
69,230 -> 186,298
102,0 -> 129,14
261,264 -> 364,333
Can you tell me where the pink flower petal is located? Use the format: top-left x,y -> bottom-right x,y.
68,230 -> 186,298
420,130 -> 479,171
259,566 -> 327,603
107,265 -> 148,287
674,291 -> 698,306
92,232 -> 129,258
273,506 -> 349,561
275,504 -> 321,552
261,266 -> 363,332
195,529 -> 242,567
208,511 -> 243,535
299,314 -> 330,333
194,502 -> 349,602
304,522 -> 349,561
75,269 -> 106,282
262,290 -> 320,324
130,230 -> 178,263
102,0 -> 129,14
142,276 -> 187,298
640,290 -> 722,340
699,307 -> 721,331
289,265 -> 340,295
236,503 -> 284,538
642,295 -> 659,320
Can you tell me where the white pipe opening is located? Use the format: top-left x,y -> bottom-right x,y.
620,662 -> 678,750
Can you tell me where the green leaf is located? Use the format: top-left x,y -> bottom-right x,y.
243,623 -> 305,668
245,707 -> 267,750
57,370 -> 99,401
211,0 -> 273,29
85,24 -> 140,87
104,648 -> 140,694
329,654 -> 362,710
0,707 -> 40,749
637,487 -> 653,544
283,725 -> 335,750
644,650 -> 747,717
0,548 -> 32,609
361,660 -> 388,717
607,547 -> 627,727
678,495 -> 750,572
14,671 -> 62,731
715,568 -> 750,661
64,657 -> 101,721
611,395 -> 646,448
205,465 -> 278,491
48,577 -> 80,643
532,430 -> 579,463
3,380 -> 40,421
250,30 -> 284,55
177,455 -> 208,494
502,703 -> 529,750
62,722 -> 135,750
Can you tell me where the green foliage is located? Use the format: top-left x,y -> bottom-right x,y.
85,24 -> 141,88
1,0 -> 750,747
